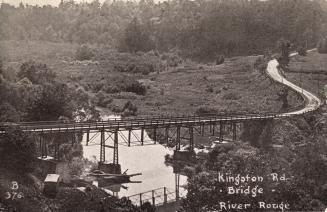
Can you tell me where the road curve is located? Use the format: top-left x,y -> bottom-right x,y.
266,50 -> 322,116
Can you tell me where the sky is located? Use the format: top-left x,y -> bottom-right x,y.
2,0 -> 161,7
3,0 -> 110,7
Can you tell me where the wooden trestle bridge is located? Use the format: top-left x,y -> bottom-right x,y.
0,111 -> 315,165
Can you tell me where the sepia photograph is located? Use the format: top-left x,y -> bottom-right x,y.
0,0 -> 326,211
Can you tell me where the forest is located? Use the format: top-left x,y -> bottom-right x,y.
1,0 -> 327,61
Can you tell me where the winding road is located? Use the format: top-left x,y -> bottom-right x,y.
266,49 -> 322,116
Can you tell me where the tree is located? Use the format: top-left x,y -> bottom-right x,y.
317,36 -> 327,54
0,102 -> 20,122
277,38 -> 291,68
0,59 -> 3,75
26,82 -> 74,121
18,61 -> 56,84
0,128 -> 36,174
120,18 -> 154,53
75,45 -> 95,61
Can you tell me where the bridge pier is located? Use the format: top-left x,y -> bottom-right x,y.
71,132 -> 76,146
86,130 -> 90,146
176,126 -> 181,151
232,123 -> 237,141
128,129 -> 131,147
201,123 -> 205,136
54,141 -> 60,160
219,122 -> 224,141
100,129 -> 105,163
39,135 -> 48,159
141,128 -> 144,146
175,174 -> 180,201
153,128 -> 157,144
189,126 -> 194,151
165,127 -> 169,145
113,129 -> 119,165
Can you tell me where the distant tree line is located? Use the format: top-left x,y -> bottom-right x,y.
0,0 -> 327,61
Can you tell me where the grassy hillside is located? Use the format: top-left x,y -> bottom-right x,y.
287,51 -> 327,99
0,40 -> 303,117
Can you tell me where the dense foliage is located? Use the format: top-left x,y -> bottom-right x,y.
0,60 -> 98,122
181,117 -> 327,212
0,0 -> 327,61
0,129 -> 37,174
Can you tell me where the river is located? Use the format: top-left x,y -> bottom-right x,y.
81,116 -> 188,198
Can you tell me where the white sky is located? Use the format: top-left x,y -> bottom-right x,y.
2,0 -> 121,7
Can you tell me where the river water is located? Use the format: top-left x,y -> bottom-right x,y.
81,116 -> 188,198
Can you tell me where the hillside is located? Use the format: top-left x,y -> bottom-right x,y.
0,40 -> 304,118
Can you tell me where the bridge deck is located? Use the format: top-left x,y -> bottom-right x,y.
0,112 -> 297,134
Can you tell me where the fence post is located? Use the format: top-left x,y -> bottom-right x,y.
164,187 -> 167,204
140,193 -> 142,207
152,190 -> 155,206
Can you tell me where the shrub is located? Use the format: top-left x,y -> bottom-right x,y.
112,105 -> 122,113
277,38 -> 291,66
18,60 -> 56,84
103,84 -> 121,94
195,106 -> 219,116
215,55 -> 225,65
75,45 -> 94,61
297,46 -> 307,56
205,86 -> 214,93
95,91 -> 113,107
122,80 -> 146,95
317,37 -> 327,54
161,52 -> 182,67
222,92 -> 241,100
122,101 -> 137,116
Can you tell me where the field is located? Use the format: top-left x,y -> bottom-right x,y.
287,51 -> 327,100
0,40 -> 303,117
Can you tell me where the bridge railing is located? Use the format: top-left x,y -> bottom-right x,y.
126,186 -> 187,207
0,110 -> 319,133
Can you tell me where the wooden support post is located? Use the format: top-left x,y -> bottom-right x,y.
141,128 -> 144,145
165,127 -> 169,145
164,187 -> 167,204
152,190 -> 155,206
139,193 -> 142,207
212,124 -> 215,136
39,135 -> 43,158
44,139 -> 48,158
54,141 -> 59,160
72,132 -> 75,146
175,174 -> 180,201
189,126 -> 194,151
201,124 -> 205,136
100,130 -> 105,163
86,130 -> 90,146
153,128 -> 157,144
219,122 -> 224,142
232,123 -> 237,141
176,126 -> 181,151
57,142 -> 60,160
128,129 -> 131,147
113,129 -> 119,165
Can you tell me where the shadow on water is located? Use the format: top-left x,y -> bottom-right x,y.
81,115 -> 188,198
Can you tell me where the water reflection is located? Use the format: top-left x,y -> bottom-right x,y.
81,119 -> 188,197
